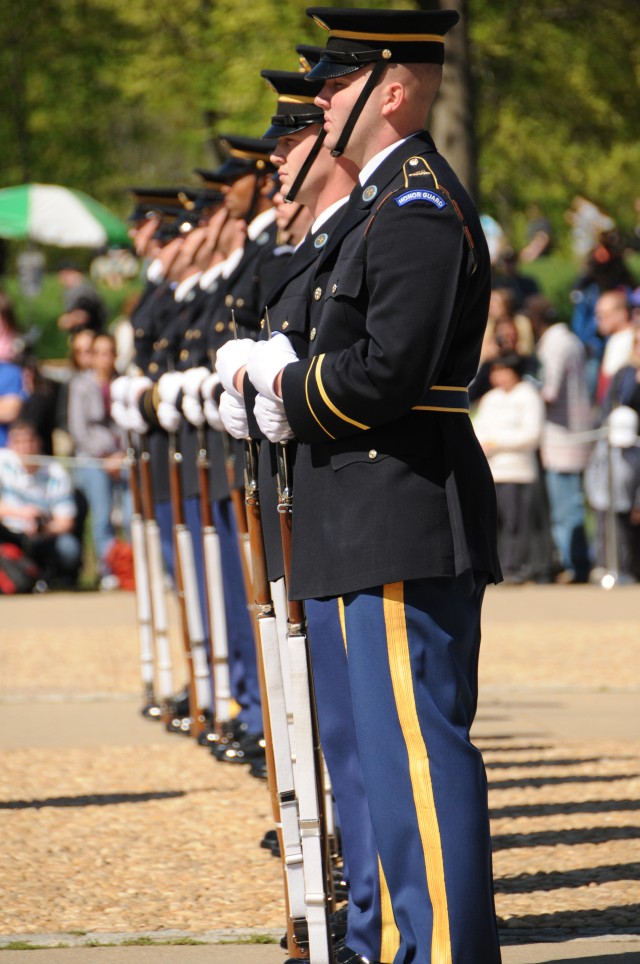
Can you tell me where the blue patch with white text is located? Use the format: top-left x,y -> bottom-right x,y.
395,189 -> 447,209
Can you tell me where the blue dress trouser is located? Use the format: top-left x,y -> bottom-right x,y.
306,571 -> 501,964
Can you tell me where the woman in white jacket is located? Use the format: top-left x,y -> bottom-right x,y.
474,353 -> 545,583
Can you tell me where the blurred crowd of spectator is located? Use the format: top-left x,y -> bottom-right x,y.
0,197 -> 639,592
0,267 -> 131,593
472,222 -> 640,586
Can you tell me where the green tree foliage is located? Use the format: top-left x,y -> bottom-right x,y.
0,0 -> 638,247
470,0 -> 640,245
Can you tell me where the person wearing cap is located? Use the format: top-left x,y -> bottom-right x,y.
243,8 -> 502,964
204,135 -> 285,342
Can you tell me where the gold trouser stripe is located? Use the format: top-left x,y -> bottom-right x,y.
412,406 -> 469,414
378,856 -> 400,963
382,582 -> 452,964
326,27 -> 445,43
430,385 -> 467,392
337,597 -> 347,653
305,356 -> 335,439
315,354 -> 370,431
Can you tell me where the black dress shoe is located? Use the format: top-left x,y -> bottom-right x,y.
249,756 -> 268,780
334,940 -> 381,964
213,732 -> 265,763
280,904 -> 348,950
172,688 -> 190,717
140,701 -> 162,720
166,715 -> 193,736
260,828 -> 277,850
208,719 -> 250,755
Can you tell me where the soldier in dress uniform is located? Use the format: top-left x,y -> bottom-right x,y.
241,9 -> 502,964
203,134 -> 286,342
130,195 -> 269,750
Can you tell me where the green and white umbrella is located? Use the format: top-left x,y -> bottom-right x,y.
0,183 -> 129,248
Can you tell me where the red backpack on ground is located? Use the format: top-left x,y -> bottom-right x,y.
0,542 -> 41,594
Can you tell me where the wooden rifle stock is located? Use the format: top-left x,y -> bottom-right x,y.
242,436 -> 308,960
168,428 -> 208,738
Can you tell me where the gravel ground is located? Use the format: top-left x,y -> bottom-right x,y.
0,585 -> 638,946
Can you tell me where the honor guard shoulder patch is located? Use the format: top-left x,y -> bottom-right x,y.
314,232 -> 328,249
395,189 -> 447,209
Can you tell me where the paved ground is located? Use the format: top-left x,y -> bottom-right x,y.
1,584 -> 639,962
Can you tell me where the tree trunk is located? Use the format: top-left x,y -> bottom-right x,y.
421,0 -> 479,203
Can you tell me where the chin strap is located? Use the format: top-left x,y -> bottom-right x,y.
329,56 -> 389,158
245,172 -> 264,224
284,128 -> 328,204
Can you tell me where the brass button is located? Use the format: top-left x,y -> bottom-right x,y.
193,330 -> 201,339
180,349 -> 189,361
281,320 -> 289,330
225,294 -> 234,307
309,327 -> 317,341
260,319 -> 265,329
152,341 -> 160,350
215,321 -> 225,333
149,362 -> 159,374
236,297 -> 245,308
313,286 -> 322,301
135,328 -> 144,338
331,283 -> 338,294
368,449 -> 377,459
185,330 -> 192,340
160,338 -> 168,349
228,321 -> 234,330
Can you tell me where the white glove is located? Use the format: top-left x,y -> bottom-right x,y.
158,371 -> 184,405
254,394 -> 294,443
110,376 -> 130,405
215,338 -> 255,400
127,404 -> 150,436
182,394 -> 206,428
219,391 -> 249,439
204,398 -> 225,432
110,399 -> 130,431
157,400 -> 182,433
247,334 -> 298,403
182,366 -> 210,399
127,375 -> 152,405
200,371 -> 221,401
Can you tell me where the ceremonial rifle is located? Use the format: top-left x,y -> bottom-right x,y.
138,434 -> 175,724
244,430 -> 311,960
225,314 -> 307,959
196,421 -> 232,736
166,386 -> 211,739
276,438 -> 335,964
125,430 -> 157,716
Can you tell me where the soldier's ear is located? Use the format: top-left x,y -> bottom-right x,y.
380,80 -> 406,118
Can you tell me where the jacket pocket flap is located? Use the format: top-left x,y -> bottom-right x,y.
331,449 -> 391,471
269,294 -> 309,334
326,258 -> 364,299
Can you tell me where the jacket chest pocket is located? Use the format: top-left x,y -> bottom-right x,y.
267,294 -> 309,337
325,258 -> 365,302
